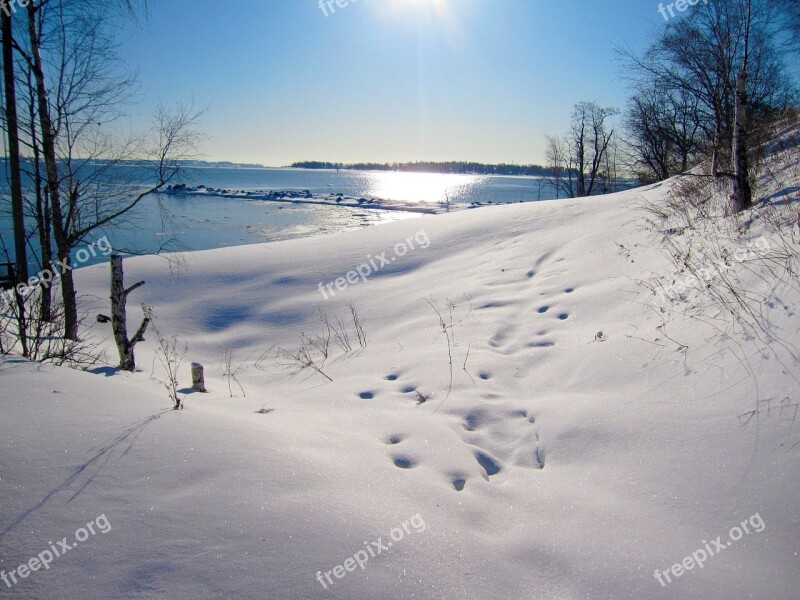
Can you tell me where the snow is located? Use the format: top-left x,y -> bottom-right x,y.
1,162 -> 798,598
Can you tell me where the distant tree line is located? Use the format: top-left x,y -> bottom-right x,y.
291,160 -> 558,177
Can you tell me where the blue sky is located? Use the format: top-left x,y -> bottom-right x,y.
118,0 -> 668,166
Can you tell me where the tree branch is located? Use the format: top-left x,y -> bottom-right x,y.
124,281 -> 146,297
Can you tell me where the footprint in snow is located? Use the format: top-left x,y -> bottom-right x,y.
393,455 -> 417,469
463,410 -> 488,432
474,451 -> 502,478
527,341 -> 555,348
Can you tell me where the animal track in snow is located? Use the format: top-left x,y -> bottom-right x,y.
483,250 -> 575,355
511,431 -> 545,469
478,301 -> 512,310
442,250 -> 558,485
358,391 -> 375,400
447,399 -> 544,486
393,455 -> 417,469
531,251 -> 554,271
463,410 -> 490,432
378,372 -> 425,403
489,324 -> 517,349
526,341 -> 555,348
535,446 -> 545,469
451,475 -> 467,491
474,450 -> 502,478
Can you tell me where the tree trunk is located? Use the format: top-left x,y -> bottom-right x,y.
27,69 -> 52,321
110,254 -> 149,371
2,11 -> 28,285
3,11 -> 29,356
730,69 -> 752,214
26,4 -> 78,339
57,250 -> 79,340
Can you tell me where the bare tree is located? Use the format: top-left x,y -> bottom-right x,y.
14,0 -> 203,340
623,84 -> 704,183
544,102 -> 617,198
544,134 -> 571,198
568,101 -> 617,198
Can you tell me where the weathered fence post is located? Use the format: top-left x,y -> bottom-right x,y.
191,362 -> 207,393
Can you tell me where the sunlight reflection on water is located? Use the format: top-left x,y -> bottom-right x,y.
362,172 -> 485,204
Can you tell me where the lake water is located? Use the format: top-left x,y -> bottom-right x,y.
0,165 -> 567,268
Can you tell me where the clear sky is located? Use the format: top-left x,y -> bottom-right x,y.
117,0 -> 668,166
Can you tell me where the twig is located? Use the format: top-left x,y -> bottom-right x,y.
462,341 -> 476,385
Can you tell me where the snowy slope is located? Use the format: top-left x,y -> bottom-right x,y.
1,169 -> 798,599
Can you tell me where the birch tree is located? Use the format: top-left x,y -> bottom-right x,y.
16,0 -> 202,341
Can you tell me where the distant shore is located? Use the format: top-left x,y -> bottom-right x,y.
290,160 -> 559,177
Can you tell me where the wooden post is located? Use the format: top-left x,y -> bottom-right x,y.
191,362 -> 207,393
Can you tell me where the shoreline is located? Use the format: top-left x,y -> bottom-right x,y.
162,184 -> 500,214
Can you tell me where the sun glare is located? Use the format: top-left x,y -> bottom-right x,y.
380,0 -> 467,47
388,0 -> 452,18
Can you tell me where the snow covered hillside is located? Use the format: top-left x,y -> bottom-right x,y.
1,149 -> 798,599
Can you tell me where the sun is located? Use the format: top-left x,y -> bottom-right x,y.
392,0 -> 443,5
378,0 -> 467,47
388,0 -> 451,16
